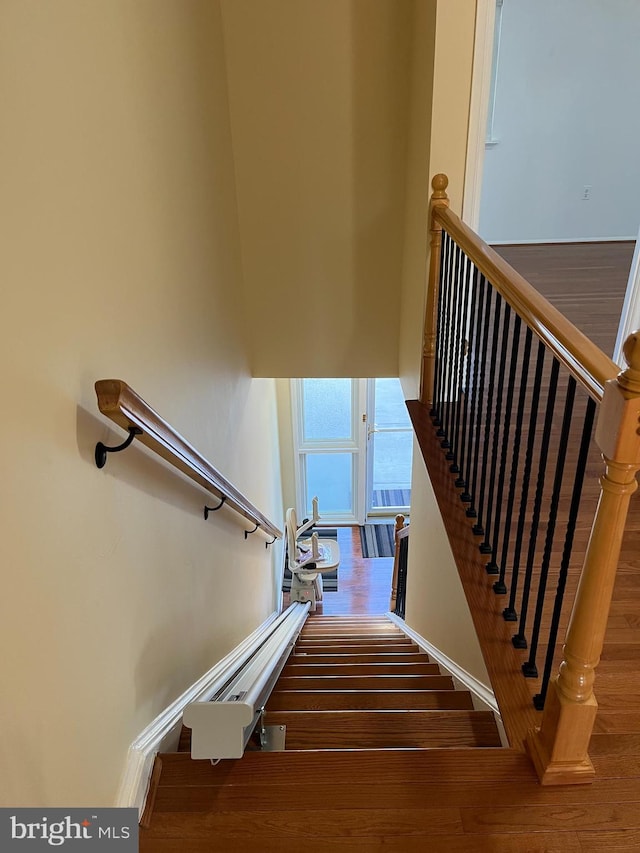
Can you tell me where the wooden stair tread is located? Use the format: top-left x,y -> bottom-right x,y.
282,661 -> 440,676
275,674 -> 456,691
263,709 -> 502,749
266,689 -> 474,711
300,633 -> 405,641
151,775 -> 640,813
296,639 -> 417,649
156,747 -> 535,787
291,652 -> 430,664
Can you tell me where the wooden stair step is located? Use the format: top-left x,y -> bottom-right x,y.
290,652 -> 431,665
300,632 -> 404,641
305,617 -> 393,624
266,689 -> 474,711
295,644 -> 418,656
296,639 -> 416,649
301,624 -> 401,634
155,748 -> 534,787
263,710 -> 502,749
282,661 -> 440,676
275,674 -> 455,690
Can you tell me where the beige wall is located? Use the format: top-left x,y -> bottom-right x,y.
0,0 -> 282,807
398,0 -> 489,685
400,0 -> 477,397
221,0 -> 413,378
405,446 -> 490,684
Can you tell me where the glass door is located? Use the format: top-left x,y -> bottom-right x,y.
292,379 -> 367,524
365,378 -> 412,517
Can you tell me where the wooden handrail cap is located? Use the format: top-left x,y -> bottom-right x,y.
619,330 -> 640,394
432,173 -> 448,192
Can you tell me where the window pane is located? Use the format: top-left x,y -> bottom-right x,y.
371,431 -> 412,508
302,379 -> 353,441
374,378 -> 410,428
305,453 -> 353,516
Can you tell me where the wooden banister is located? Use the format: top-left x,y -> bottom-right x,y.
390,514 -> 409,611
420,173 -> 640,785
421,174 -> 618,405
94,379 -> 282,540
525,334 -> 640,784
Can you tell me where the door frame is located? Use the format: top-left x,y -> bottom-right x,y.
365,379 -> 413,518
291,379 -> 367,525
462,0 -> 498,230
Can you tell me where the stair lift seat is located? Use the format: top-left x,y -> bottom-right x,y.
286,500 -> 340,612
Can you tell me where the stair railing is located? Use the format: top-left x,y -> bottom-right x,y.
94,379 -> 282,542
417,174 -> 640,785
390,514 -> 409,618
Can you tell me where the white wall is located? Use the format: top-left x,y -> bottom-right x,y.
480,0 -> 640,243
0,0 -> 282,808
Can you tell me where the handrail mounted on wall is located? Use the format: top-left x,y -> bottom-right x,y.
94,379 -> 282,541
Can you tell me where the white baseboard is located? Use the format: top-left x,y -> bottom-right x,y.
115,610 -> 280,817
386,612 -> 508,746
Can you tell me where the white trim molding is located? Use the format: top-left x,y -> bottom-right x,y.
386,612 -> 507,745
115,610 -> 281,816
462,0 -> 497,230
614,227 -> 640,366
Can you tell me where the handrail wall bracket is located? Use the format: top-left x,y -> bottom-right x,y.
95,426 -> 143,469
204,495 -> 226,520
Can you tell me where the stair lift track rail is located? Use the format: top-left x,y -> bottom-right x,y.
183,601 -> 310,760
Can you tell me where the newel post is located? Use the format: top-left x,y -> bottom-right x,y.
389,514 -> 405,611
419,174 -> 450,407
525,332 -> 640,785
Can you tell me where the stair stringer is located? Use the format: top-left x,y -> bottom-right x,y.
386,611 -> 508,747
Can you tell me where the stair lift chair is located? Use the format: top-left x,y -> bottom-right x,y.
286,498 -> 340,612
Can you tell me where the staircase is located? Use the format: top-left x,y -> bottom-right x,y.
141,615 -> 508,851
265,615 -> 501,749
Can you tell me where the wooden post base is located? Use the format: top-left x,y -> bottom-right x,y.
524,679 -> 597,786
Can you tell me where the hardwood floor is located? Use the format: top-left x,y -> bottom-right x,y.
283,526 -> 395,615
495,241 -> 634,356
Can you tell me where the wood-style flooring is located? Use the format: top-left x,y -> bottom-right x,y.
496,241 -> 634,356
282,526 -> 395,615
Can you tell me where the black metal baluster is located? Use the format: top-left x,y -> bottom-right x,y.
473,292 -> 505,542
433,233 -> 452,428
437,236 -> 456,441
512,357 -> 560,649
394,535 -> 409,620
434,232 -> 452,428
461,266 -> 483,502
430,231 -> 448,422
442,243 -> 463,456
449,251 -> 471,475
466,275 -> 492,519
503,340 -> 546,621
454,261 -> 479,491
487,314 -> 522,576
494,326 -> 532,596
533,396 -> 597,709
460,271 -> 487,510
523,376 -> 577,677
